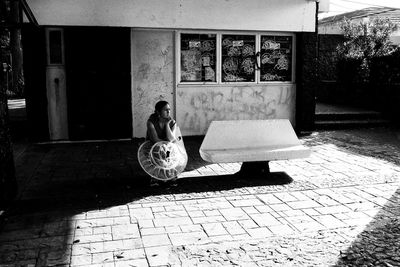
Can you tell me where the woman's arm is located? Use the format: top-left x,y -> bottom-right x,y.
147,121 -> 163,143
165,119 -> 176,142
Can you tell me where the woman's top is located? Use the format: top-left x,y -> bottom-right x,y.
146,113 -> 176,141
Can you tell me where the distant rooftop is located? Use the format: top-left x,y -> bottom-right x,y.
319,7 -> 400,25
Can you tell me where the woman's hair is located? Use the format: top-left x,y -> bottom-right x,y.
154,100 -> 169,114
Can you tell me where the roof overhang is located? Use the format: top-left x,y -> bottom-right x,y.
25,0 -> 318,32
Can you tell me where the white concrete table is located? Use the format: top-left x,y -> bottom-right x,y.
199,119 -> 311,176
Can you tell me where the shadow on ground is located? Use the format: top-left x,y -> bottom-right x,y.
0,138 -> 295,265
7,138 -> 293,215
334,186 -> 400,266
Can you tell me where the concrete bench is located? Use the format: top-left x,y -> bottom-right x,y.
199,119 -> 311,176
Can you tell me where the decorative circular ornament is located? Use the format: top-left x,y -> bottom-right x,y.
137,128 -> 188,181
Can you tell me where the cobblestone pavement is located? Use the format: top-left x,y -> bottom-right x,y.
1,127 -> 400,266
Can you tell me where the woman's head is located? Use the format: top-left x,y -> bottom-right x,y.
154,100 -> 171,119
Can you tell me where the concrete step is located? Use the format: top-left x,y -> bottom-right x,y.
315,118 -> 391,130
315,111 -> 383,121
315,107 -> 390,130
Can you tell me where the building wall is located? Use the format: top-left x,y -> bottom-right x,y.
131,29 -> 297,137
26,0 -> 316,32
296,32 -> 318,131
131,30 -> 175,138
176,85 -> 296,136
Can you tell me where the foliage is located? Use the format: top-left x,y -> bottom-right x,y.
337,17 -> 398,60
336,17 -> 398,83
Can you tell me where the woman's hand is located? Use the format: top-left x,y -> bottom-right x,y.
165,117 -> 176,142
166,117 -> 176,127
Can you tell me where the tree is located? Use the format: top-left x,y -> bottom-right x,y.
337,17 -> 398,82
338,17 -> 398,59
0,0 -> 18,209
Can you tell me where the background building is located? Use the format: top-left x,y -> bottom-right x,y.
23,0 -> 329,141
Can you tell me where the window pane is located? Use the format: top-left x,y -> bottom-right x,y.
260,35 -> 292,82
222,35 -> 255,82
181,34 -> 216,82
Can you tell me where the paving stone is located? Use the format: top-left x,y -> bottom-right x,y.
4,128 -> 400,266
269,203 -> 293,211
254,205 -> 273,213
75,233 -> 113,244
256,194 -> 283,204
203,210 -> 221,217
179,224 -> 203,233
168,231 -> 210,246
112,224 -> 140,240
314,214 -> 347,229
129,208 -> 154,220
191,215 -> 226,224
237,219 -> 259,230
140,227 -> 166,236
246,227 -> 273,238
273,192 -> 299,202
220,208 -> 249,221
229,199 -> 265,207
103,240 -> 126,251
249,213 -> 281,227
165,226 -> 181,234
142,234 -> 171,247
137,219 -> 154,229
145,246 -> 180,267
268,224 -> 296,235
286,199 -> 322,209
202,223 -> 228,236
241,206 -> 259,214
113,248 -> 146,261
222,221 -> 246,236
70,254 -> 92,266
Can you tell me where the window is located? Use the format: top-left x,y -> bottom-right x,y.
178,32 -> 294,84
260,35 -> 292,82
180,33 -> 217,82
222,34 -> 255,82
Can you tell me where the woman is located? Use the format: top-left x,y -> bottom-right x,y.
146,101 -> 176,143
138,100 -> 187,183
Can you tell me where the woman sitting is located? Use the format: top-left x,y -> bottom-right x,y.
137,100 -> 187,184
146,100 -> 176,143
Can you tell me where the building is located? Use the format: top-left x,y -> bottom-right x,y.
319,7 -> 400,45
22,0 -> 329,141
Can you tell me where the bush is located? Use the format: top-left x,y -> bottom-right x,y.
336,17 -> 398,83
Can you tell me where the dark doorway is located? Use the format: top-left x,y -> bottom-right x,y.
64,27 -> 131,140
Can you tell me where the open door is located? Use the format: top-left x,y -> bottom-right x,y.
64,27 -> 131,140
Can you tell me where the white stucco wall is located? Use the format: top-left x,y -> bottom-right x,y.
176,84 -> 296,136
131,30 -> 175,138
26,0 -> 317,32
130,30 -> 297,138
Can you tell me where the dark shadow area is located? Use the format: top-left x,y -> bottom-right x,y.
4,138 -> 294,216
334,186 -> 400,266
0,138 -> 295,265
8,172 -> 293,215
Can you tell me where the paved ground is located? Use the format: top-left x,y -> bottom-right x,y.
1,127 -> 400,266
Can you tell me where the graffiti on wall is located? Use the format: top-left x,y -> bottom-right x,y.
132,32 -> 174,137
177,85 -> 294,134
